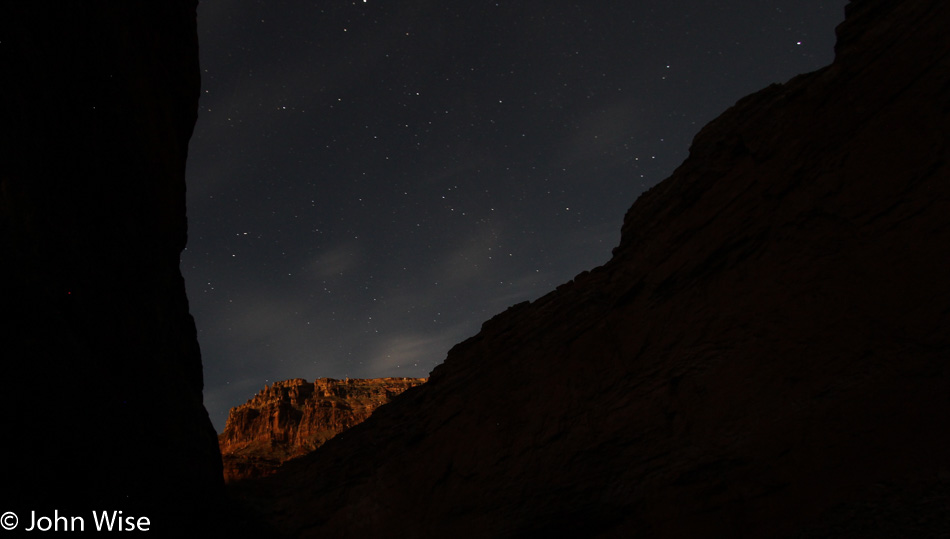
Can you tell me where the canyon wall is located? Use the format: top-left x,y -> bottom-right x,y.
245,0 -> 950,536
1,3 -> 224,532
219,378 -> 426,482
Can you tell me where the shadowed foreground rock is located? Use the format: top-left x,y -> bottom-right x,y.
0,3 -> 235,533
220,378 -> 426,482
241,0 -> 950,536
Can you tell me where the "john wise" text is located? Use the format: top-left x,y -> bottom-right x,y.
23,510 -> 150,532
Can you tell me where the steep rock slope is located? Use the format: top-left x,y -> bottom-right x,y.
220,378 -> 426,482
1,3 -> 224,532
247,0 -> 950,536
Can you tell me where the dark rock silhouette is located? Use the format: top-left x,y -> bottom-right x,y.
1,2 -> 229,533
240,0 -> 950,536
219,377 -> 426,482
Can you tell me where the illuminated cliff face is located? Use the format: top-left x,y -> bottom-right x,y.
219,377 -> 426,482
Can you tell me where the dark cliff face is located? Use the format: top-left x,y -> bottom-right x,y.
219,378 -> 426,482
1,2 -> 222,530
245,0 -> 950,536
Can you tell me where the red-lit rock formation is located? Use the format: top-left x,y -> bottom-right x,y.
239,0 -> 950,536
220,378 -> 426,482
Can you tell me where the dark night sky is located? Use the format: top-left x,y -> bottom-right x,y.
182,1 -> 847,431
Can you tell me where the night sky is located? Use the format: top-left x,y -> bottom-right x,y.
182,1 -> 847,431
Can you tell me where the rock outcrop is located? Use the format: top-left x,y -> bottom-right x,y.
1,3 -> 226,533
239,0 -> 950,536
219,378 -> 426,482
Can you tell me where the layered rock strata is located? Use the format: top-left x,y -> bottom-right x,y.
219,378 -> 426,482
241,0 -> 950,536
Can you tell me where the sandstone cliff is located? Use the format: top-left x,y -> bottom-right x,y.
1,3 -> 226,533
240,0 -> 950,536
219,378 -> 426,482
